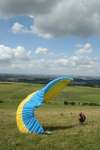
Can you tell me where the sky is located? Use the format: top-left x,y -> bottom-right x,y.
0,0 -> 100,76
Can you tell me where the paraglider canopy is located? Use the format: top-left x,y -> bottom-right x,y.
44,77 -> 72,102
16,76 -> 73,134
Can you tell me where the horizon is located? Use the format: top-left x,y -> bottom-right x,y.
0,72 -> 100,79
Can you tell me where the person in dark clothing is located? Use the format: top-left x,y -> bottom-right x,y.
79,112 -> 86,124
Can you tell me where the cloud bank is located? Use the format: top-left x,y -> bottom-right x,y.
0,43 -> 99,76
4,0 -> 100,37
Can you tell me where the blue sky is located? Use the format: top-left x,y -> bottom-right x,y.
0,0 -> 100,76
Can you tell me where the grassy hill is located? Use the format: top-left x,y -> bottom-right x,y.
0,82 -> 100,150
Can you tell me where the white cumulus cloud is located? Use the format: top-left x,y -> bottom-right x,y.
11,22 -> 25,33
0,45 -> 31,64
35,47 -> 49,54
76,43 -> 92,54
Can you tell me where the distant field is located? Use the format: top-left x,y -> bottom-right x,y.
0,82 -> 100,106
0,82 -> 43,108
0,82 -> 100,150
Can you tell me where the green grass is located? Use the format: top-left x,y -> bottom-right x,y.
0,82 -> 100,150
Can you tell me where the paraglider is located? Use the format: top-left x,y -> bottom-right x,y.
16,77 -> 73,135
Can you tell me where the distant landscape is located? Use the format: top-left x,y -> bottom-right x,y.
0,73 -> 100,87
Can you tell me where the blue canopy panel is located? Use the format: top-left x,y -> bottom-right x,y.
22,90 -> 45,134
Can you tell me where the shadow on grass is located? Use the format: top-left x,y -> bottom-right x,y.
43,122 -> 88,131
